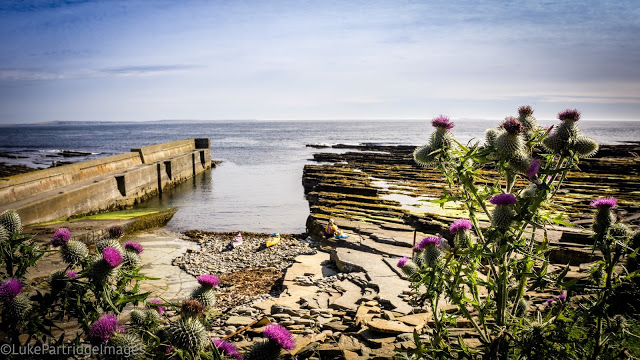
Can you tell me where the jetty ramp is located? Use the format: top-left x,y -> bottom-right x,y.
0,138 -> 211,225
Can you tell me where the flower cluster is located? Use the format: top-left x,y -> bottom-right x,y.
197,274 -> 219,288
102,247 -> 123,268
87,314 -> 122,345
0,278 -> 22,302
450,218 -> 472,234
51,228 -> 71,247
124,241 -> 143,254
263,324 -> 296,350
431,115 -> 454,130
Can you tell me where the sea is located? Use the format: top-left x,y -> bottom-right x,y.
1,120 -> 638,233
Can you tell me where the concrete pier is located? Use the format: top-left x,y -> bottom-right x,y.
0,138 -> 212,225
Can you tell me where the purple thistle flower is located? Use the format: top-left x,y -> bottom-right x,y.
102,247 -> 123,268
450,219 -> 473,234
525,159 -> 540,179
165,346 -> 173,354
518,105 -> 533,116
501,117 -> 524,135
87,313 -> 119,345
213,339 -> 243,360
418,236 -> 441,249
147,298 -> 165,314
431,115 -> 454,130
0,278 -> 22,302
197,274 -> 219,288
124,241 -> 143,254
397,256 -> 409,268
51,228 -> 71,247
557,294 -> 566,301
66,270 -> 78,279
490,193 -> 517,206
263,324 -> 295,350
591,197 -> 617,209
558,109 -> 580,122
545,298 -> 555,306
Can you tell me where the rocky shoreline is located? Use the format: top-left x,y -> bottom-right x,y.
203,142 -> 638,358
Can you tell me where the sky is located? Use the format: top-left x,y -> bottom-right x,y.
1,0 -> 639,124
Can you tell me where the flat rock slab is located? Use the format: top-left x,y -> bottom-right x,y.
283,251 -> 335,287
330,279 -> 364,311
133,229 -> 200,301
226,316 -> 255,327
366,319 -> 415,334
331,248 -> 412,314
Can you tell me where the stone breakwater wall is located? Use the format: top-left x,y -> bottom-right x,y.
0,138 -> 212,225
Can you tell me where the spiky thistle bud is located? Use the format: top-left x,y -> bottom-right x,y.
413,145 -> 436,166
508,151 -> 532,173
574,136 -> 599,158
130,309 -> 146,325
397,257 -> 419,278
543,109 -> 590,155
123,251 -> 142,269
495,120 -> 525,159
413,115 -> 455,167
450,219 -> 474,248
591,197 -> 617,234
190,286 -> 216,308
97,239 -> 124,254
90,248 -> 122,286
490,194 -> 517,230
60,240 -> 88,265
485,128 -> 502,148
106,333 -> 145,360
0,209 -> 22,233
2,293 -> 32,323
168,317 -> 209,352
417,236 -> 442,266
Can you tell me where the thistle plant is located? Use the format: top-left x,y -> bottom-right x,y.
0,211 -> 45,280
400,107 -> 640,359
123,241 -> 143,269
190,274 -> 219,308
168,300 -> 209,354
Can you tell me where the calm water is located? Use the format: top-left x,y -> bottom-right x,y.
1,120 -> 638,233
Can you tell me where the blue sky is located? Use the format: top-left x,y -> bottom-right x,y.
1,0 -> 639,123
